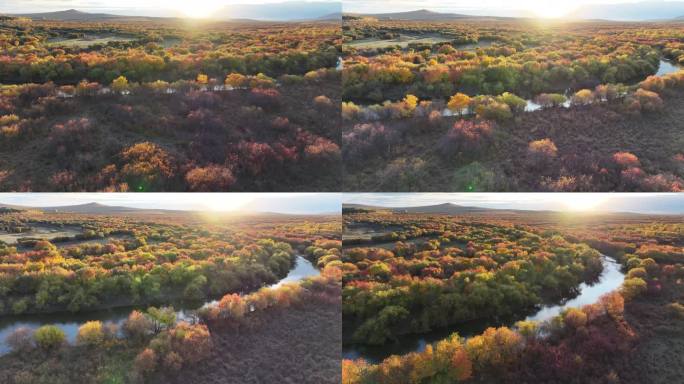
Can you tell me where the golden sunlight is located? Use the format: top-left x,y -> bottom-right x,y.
553,194 -> 607,212
200,194 -> 255,211
524,0 -> 578,18
166,0 -> 225,18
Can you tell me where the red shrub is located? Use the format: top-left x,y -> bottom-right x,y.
304,137 -> 341,162
49,118 -> 96,155
641,174 -> 683,192
271,116 -> 290,130
236,141 -> 283,176
640,76 -> 665,92
527,138 -> 558,170
185,164 -> 236,191
612,152 -> 640,169
342,123 -> 394,165
50,170 -> 77,191
438,119 -> 493,158
620,167 -> 645,188
134,348 -> 157,376
634,89 -> 663,113
119,142 -> 176,190
186,108 -> 223,131
248,88 -> 282,110
184,91 -> 221,110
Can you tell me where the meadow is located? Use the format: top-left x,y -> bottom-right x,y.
0,206 -> 342,383
0,17 -> 341,191
341,205 -> 684,383
341,17 -> 684,192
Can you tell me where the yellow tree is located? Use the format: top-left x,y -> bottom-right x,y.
404,94 -> 418,113
76,321 -> 104,346
572,89 -> 594,105
111,76 -> 129,93
225,73 -> 247,88
448,93 -> 471,115
196,73 -> 208,84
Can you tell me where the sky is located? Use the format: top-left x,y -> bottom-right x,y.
0,0 -> 340,19
344,193 -> 684,214
343,0 -> 682,19
0,193 -> 342,214
2,0 -> 680,19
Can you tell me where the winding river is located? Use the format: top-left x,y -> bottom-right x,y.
342,254 -> 625,363
0,255 -> 318,355
523,59 -> 683,112
350,58 -> 683,118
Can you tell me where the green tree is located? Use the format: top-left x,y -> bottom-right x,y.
34,325 -> 66,350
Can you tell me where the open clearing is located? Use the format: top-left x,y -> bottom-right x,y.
46,34 -> 136,47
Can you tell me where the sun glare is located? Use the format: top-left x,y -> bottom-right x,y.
200,194 -> 255,212
166,0 -> 225,18
527,0 -> 578,19
554,194 -> 607,212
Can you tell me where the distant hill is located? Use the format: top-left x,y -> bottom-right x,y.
343,203 -> 496,214
344,2 -> 684,21
341,202 -> 671,217
346,9 -> 475,21
0,202 -> 179,214
342,203 -> 392,211
7,2 -> 341,22
317,12 -> 343,21
13,9 -> 149,21
396,203 -> 500,214
0,202 -> 328,216
37,202 -> 146,214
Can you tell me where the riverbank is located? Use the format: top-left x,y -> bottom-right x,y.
0,299 -> 340,384
343,254 -> 623,363
0,255 -> 318,354
343,84 -> 684,191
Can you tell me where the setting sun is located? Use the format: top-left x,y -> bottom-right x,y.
525,0 -> 578,18
553,194 -> 607,211
200,194 -> 255,211
166,0 -> 225,18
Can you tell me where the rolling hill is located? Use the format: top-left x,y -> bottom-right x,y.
343,202 -> 496,214
345,9 -> 473,21
344,2 -> 684,21
0,202 -> 160,214
13,9 -> 153,21
6,2 -> 341,22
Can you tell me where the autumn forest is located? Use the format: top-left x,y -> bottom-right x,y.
3,0 -> 684,383
342,17 -> 684,191
341,198 -> 684,383
0,16 -> 341,191
0,200 -> 342,384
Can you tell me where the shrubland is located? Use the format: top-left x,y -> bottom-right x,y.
342,208 -> 684,383
342,19 -> 684,191
0,208 -> 342,383
0,18 -> 341,191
